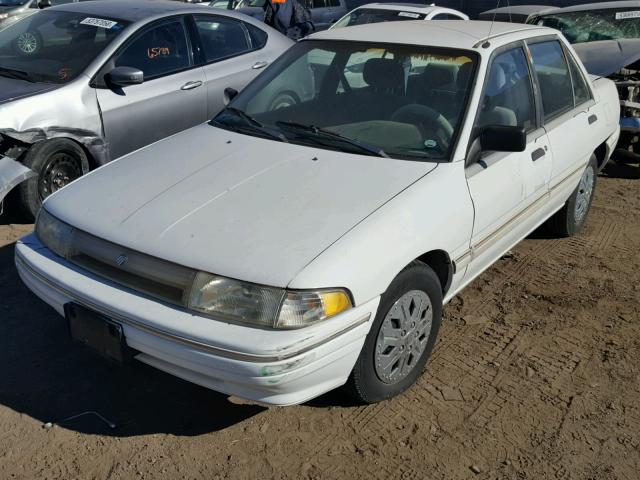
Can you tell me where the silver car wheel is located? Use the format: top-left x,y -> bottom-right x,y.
574,165 -> 594,223
374,290 -> 432,384
17,32 -> 38,54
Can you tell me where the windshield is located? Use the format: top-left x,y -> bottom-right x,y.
536,8 -> 640,43
213,40 -> 476,161
0,0 -> 29,6
235,0 -> 264,8
0,11 -> 129,84
333,8 -> 427,28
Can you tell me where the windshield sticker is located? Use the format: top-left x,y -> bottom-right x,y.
615,11 -> 640,20
397,11 -> 421,18
58,68 -> 72,81
148,47 -> 171,59
80,17 -> 119,29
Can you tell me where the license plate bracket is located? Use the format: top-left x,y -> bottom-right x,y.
65,303 -> 135,364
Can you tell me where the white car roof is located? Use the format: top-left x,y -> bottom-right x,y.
309,20 -> 552,51
352,3 -> 465,16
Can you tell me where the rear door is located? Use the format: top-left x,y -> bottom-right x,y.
464,43 -> 552,281
96,16 -> 207,160
190,14 -> 274,119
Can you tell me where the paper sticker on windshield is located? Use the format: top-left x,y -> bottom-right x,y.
80,17 -> 119,29
615,11 -> 640,20
398,11 -> 421,18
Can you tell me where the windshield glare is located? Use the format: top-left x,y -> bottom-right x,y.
536,9 -> 640,43
333,9 -> 427,28
213,41 -> 475,161
0,11 -> 129,84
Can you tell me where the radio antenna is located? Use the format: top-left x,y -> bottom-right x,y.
488,0 -> 512,40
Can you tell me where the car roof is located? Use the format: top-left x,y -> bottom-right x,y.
49,0 -> 210,23
309,20 -> 549,50
354,3 -> 451,14
480,5 -> 557,16
547,0 -> 640,14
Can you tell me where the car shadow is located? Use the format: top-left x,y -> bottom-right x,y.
0,243 -> 266,437
601,158 -> 640,180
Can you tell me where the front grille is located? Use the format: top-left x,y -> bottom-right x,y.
67,229 -> 195,306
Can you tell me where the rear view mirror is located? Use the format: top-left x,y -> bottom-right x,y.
105,66 -> 144,88
480,125 -> 526,153
224,87 -> 238,105
37,0 -> 52,8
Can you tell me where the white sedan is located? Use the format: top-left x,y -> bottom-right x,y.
16,20 -> 620,406
331,3 -> 469,29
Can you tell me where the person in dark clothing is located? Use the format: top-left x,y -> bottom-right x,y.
263,0 -> 314,40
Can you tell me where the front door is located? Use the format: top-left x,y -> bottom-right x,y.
96,17 -> 207,161
465,44 -> 552,281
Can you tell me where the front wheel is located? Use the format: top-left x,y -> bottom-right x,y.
17,139 -> 88,220
547,154 -> 597,237
345,262 -> 443,404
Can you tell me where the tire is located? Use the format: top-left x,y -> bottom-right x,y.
268,92 -> 299,111
547,154 -> 597,237
17,139 -> 88,220
345,261 -> 443,404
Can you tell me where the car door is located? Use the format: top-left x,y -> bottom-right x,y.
464,43 -> 552,281
306,0 -> 342,30
527,38 -> 598,202
190,14 -> 275,119
95,16 -> 207,161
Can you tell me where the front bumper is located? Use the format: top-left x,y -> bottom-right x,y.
15,234 -> 379,406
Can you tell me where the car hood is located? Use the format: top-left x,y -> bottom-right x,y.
573,39 -> 640,78
45,124 -> 437,288
0,76 -> 60,104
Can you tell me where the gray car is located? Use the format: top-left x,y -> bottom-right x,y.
0,0 -> 293,218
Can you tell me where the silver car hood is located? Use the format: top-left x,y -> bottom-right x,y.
0,77 -> 60,104
45,124 -> 437,287
573,39 -> 640,78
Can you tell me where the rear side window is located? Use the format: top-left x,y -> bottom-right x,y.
432,13 -> 462,20
194,15 -> 251,62
246,23 -> 267,49
528,40 -> 574,121
566,52 -> 591,106
115,20 -> 191,80
477,46 -> 536,131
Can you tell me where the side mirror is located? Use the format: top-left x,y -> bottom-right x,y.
224,87 -> 238,105
37,0 -> 52,8
480,125 -> 526,153
105,66 -> 144,88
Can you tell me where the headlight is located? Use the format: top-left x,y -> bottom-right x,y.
35,208 -> 77,259
188,272 -> 352,329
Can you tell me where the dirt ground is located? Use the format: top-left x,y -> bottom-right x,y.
0,160 -> 638,480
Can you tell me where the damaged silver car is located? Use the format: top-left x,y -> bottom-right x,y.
0,0 -> 292,218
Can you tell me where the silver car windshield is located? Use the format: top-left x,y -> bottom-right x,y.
536,9 -> 640,43
0,11 -> 130,84
213,40 -> 476,161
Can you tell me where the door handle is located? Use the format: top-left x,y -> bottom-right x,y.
588,114 -> 598,124
252,61 -> 269,70
181,80 -> 203,91
531,147 -> 546,161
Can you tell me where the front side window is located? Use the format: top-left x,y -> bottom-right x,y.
528,40 -> 574,122
333,9 -> 426,28
0,10 -> 129,84
115,20 -> 190,80
194,15 -> 251,62
536,9 -> 640,44
213,40 -> 476,161
477,47 -> 536,131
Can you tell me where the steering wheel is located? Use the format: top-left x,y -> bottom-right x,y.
390,104 -> 454,153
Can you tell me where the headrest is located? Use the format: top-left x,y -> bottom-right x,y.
456,62 -> 473,90
485,62 -> 507,96
422,62 -> 456,88
363,58 -> 405,90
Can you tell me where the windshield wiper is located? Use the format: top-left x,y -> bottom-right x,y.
0,67 -> 36,83
276,121 -> 389,158
213,107 -> 288,143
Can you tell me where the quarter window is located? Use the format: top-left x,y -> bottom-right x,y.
246,23 -> 267,49
566,52 -> 591,106
528,40 -> 574,121
115,20 -> 191,80
194,16 -> 251,63
477,47 -> 536,131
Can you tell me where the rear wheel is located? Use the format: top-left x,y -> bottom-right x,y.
17,139 -> 88,220
547,154 -> 597,237
345,262 -> 442,403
